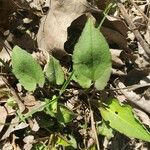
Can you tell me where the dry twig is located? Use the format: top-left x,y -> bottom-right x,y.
2,77 -> 34,128
117,3 -> 150,58
2,77 -> 25,113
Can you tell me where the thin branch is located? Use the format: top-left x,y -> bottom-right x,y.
110,83 -> 150,91
2,77 -> 25,113
88,91 -> 100,150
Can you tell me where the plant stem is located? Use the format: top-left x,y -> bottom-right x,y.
98,2 -> 113,29
59,70 -> 74,96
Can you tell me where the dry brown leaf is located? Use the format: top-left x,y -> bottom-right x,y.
25,0 -> 44,11
1,141 -> 13,150
110,49 -> 124,68
106,16 -> 128,37
134,108 -> 150,127
1,117 -> 28,140
31,119 -> 40,132
23,94 -> 37,107
118,82 -> 150,114
4,103 -> 16,116
37,0 -> 88,60
101,26 -> 129,52
0,40 -> 11,64
1,117 -> 19,140
23,135 -> 34,150
124,69 -> 150,85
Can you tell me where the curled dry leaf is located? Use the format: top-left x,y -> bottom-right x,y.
37,0 -> 88,60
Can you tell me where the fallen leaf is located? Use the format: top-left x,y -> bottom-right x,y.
23,135 -> 34,150
118,82 -> 150,114
101,26 -> 129,52
110,49 -> 124,68
37,0 -> 88,60
134,109 -> 150,128
1,117 -> 19,140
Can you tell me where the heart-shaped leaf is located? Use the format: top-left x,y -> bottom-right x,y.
12,46 -> 45,91
72,18 -> 111,90
99,99 -> 150,142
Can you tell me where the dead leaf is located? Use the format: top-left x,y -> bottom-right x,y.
134,108 -> 150,127
1,141 -> 13,150
0,117 -> 18,140
106,15 -> 128,37
101,26 -> 129,52
118,82 -> 150,114
110,49 -> 124,68
23,94 -> 37,107
31,119 -> 40,132
124,69 -> 150,85
1,117 -> 28,140
37,0 -> 88,60
0,40 -> 11,65
23,135 -> 34,150
12,33 -> 36,53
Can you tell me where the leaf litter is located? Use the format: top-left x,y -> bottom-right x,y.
0,0 -> 150,149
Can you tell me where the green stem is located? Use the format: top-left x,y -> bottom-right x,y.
98,2 -> 113,29
59,70 -> 74,96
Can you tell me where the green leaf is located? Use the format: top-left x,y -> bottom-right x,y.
45,96 -> 58,118
72,18 -> 111,90
7,97 -> 17,107
97,121 -> 114,139
89,144 -> 96,150
99,99 -> 150,142
32,143 -> 48,150
45,96 -> 74,124
12,46 -> 45,91
45,56 -> 64,85
57,104 -> 75,124
56,135 -> 77,149
56,135 -> 71,147
67,135 -> 77,149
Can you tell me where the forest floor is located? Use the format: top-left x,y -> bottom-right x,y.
0,0 -> 150,150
